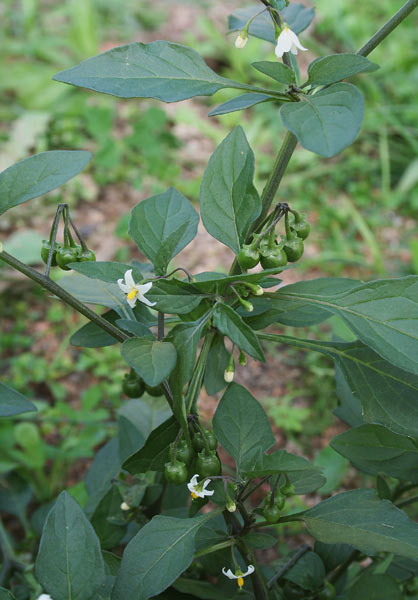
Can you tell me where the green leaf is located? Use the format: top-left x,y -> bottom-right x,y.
146,279 -> 206,315
249,277 -> 360,329
348,573 -> 402,600
266,334 -> 418,439
204,334 -> 230,395
69,261 -> 145,283
307,53 -> 379,86
213,383 -> 274,472
70,310 -> 121,348
115,319 -> 153,339
191,268 -> 283,294
59,274 -> 131,317
129,187 -> 199,276
283,551 -> 325,591
35,492 -> 105,600
280,83 -> 364,157
200,127 -> 261,254
112,513 -> 215,600
331,424 -> 418,483
333,362 -> 364,427
229,4 -> 314,44
243,450 -> 323,479
314,541 -> 354,573
91,485 -> 126,550
168,314 -> 212,389
0,588 -> 16,600
208,92 -> 273,117
0,383 -> 37,417
121,338 -> 177,387
242,532 -> 277,550
274,276 -> 418,376
288,468 -> 327,494
0,151 -> 91,217
53,41 -> 258,102
252,61 -> 295,84
84,439 -> 121,517
304,489 -> 418,559
123,416 -> 179,474
213,303 -> 265,361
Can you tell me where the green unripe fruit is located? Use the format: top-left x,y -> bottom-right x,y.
291,220 -> 310,240
78,248 -> 96,262
260,248 -> 288,269
281,482 -> 296,497
145,383 -> 164,397
170,439 -> 193,465
41,240 -> 61,266
192,430 -> 217,452
283,237 -> 304,262
237,244 -> 260,270
164,460 -> 188,485
122,374 -> 145,398
56,246 -> 79,270
196,450 -> 221,477
263,504 -> 281,523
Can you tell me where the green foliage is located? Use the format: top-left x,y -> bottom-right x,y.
0,383 -> 37,417
121,338 -> 177,387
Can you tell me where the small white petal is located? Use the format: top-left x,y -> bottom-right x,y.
124,269 -> 135,288
287,28 -> 308,51
235,33 -> 248,49
127,296 -> 137,308
37,596 -> 53,600
243,565 -> 255,577
138,281 -> 153,294
138,294 -> 157,307
222,567 -> 236,579
117,279 -> 130,293
202,479 -> 212,490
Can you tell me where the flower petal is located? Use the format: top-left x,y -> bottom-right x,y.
243,564 -> 255,577
127,296 -> 137,308
138,281 -> 153,294
124,269 -> 135,288
222,568 -> 236,579
275,30 -> 292,58
138,294 -> 157,307
117,279 -> 130,293
287,29 -> 308,51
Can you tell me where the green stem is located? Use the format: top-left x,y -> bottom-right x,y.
357,0 -> 418,57
396,494 -> 418,509
267,544 -> 311,588
194,540 -> 234,558
186,330 -> 215,412
0,250 -> 128,343
328,550 -> 360,585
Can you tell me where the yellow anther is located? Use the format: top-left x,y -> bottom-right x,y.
191,492 -> 198,499
127,289 -> 138,301
237,577 -> 244,588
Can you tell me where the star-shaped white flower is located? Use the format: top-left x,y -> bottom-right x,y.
275,26 -> 307,58
37,595 -> 53,600
222,564 -> 255,589
187,474 -> 214,499
117,269 -> 156,308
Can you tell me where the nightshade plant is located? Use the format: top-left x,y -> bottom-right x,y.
1,1 -> 418,599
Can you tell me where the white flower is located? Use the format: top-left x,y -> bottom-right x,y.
235,32 -> 248,48
222,564 -> 255,588
37,595 -> 53,600
120,502 -> 130,511
117,269 -> 156,308
224,368 -> 234,383
187,474 -> 214,499
275,26 -> 307,58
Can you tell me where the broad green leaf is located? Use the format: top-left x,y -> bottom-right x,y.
53,41 -> 262,102
242,532 -> 277,550
200,127 -> 261,254
333,362 -> 364,427
129,187 -> 199,276
213,303 -> 265,362
288,468 -> 327,494
146,279 -> 206,315
243,450 -> 323,479
0,383 -> 37,417
59,273 -> 131,318
204,333 -> 230,395
115,319 -> 153,338
0,151 -> 91,217
208,92 -> 273,117
307,53 -> 379,86
314,541 -> 354,573
213,383 -> 274,472
117,399 -> 156,462
273,276 -> 418,376
304,489 -> 418,559
249,277 -> 360,329
35,492 -> 105,600
229,4 -> 314,44
348,573 -> 402,600
91,485 -> 126,550
192,268 -> 283,294
282,551 -> 325,591
121,338 -> 177,387
69,261 -> 145,283
123,416 -> 179,474
331,424 -> 418,483
168,313 -> 212,390
252,61 -> 295,84
70,310 -> 121,348
314,446 -> 349,495
84,439 -> 121,517
95,576 -> 115,600
112,513 -> 215,600
280,83 -> 364,157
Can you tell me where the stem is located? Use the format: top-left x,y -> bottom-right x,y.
267,545 -> 311,588
328,550 -> 360,585
239,476 -> 269,503
235,539 -> 270,600
396,494 -> 418,509
194,540 -> 234,558
158,311 -> 165,340
186,330 -> 215,412
0,250 -> 128,343
357,0 -> 418,57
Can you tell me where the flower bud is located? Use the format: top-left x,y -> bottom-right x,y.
238,351 -> 247,366
244,282 -> 264,296
238,297 -> 254,312
235,31 -> 248,48
120,502 -> 131,511
224,366 -> 234,383
226,497 -> 237,512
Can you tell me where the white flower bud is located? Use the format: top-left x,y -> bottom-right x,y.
235,32 -> 248,49
120,502 -> 131,511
